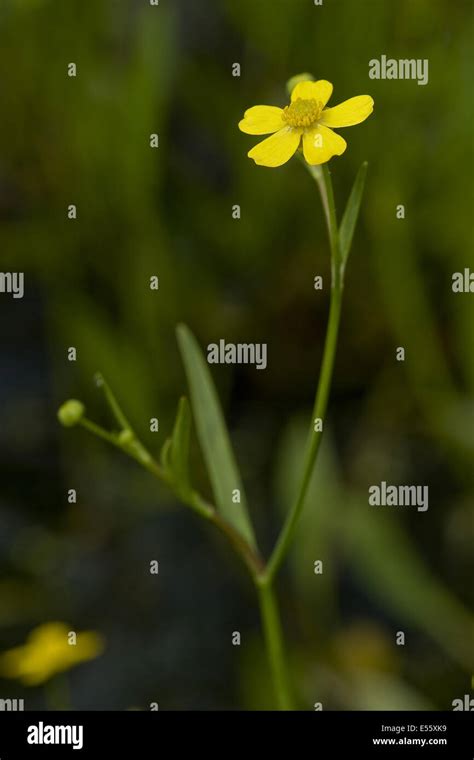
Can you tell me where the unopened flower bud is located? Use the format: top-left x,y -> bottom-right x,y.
57,400 -> 85,427
118,429 -> 134,446
286,72 -> 315,96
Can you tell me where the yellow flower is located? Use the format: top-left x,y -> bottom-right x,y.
0,622 -> 104,686
239,79 -> 374,168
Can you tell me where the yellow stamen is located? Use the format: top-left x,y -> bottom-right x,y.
282,98 -> 322,128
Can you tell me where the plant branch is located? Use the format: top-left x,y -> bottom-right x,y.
77,417 -> 264,578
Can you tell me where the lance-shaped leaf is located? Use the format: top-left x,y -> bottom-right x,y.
160,437 -> 172,473
159,397 -> 192,492
339,161 -> 368,269
176,324 -> 257,549
170,396 -> 192,490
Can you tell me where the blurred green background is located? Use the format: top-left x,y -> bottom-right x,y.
0,0 -> 473,710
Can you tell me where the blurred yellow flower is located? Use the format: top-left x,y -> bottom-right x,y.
239,79 -> 374,168
0,622 -> 104,686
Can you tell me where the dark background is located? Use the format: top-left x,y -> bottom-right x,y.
0,0 -> 473,709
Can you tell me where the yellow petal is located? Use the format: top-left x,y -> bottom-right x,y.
0,622 -> 104,686
303,125 -> 347,165
320,95 -> 374,128
248,127 -> 301,168
291,80 -> 333,107
238,105 -> 285,135
75,632 -> 105,662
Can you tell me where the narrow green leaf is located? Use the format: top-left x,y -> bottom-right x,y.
339,161 -> 368,268
160,437 -> 172,473
176,324 -> 257,549
170,396 -> 191,490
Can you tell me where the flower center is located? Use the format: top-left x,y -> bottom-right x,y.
282,98 -> 322,128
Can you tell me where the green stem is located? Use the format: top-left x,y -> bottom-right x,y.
95,373 -> 134,433
79,416 -> 264,577
264,163 -> 344,584
256,163 -> 346,707
80,418 -> 117,446
257,580 -> 293,709
308,163 -> 341,278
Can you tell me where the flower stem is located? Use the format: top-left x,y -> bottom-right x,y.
263,163 -> 344,584
255,164 -> 346,708
256,580 -> 294,710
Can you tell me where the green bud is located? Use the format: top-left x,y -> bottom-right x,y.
118,429 -> 134,446
57,399 -> 85,427
286,72 -> 315,97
